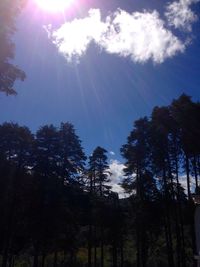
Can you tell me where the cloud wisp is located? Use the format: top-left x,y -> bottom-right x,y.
45,0 -> 199,63
165,0 -> 199,31
109,151 -> 115,156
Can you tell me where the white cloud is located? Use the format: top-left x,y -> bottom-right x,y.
100,9 -> 185,63
109,151 -> 115,156
51,9 -> 108,61
108,160 -> 127,198
107,160 -> 197,198
47,7 -> 189,63
165,0 -> 199,31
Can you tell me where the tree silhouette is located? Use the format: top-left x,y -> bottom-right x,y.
0,123 -> 33,267
58,122 -> 86,185
88,146 -> 111,197
0,94 -> 199,267
121,118 -> 160,267
0,0 -> 26,95
87,146 -> 111,267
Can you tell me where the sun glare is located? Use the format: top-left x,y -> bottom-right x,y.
35,0 -> 73,13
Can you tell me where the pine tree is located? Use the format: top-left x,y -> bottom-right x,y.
0,123 -> 33,267
88,146 -> 111,267
88,146 -> 111,196
121,118 -> 159,267
58,122 -> 86,185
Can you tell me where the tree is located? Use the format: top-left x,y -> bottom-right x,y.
0,0 -> 26,95
34,124 -> 59,177
58,122 -> 86,185
170,95 -> 200,262
150,106 -> 176,267
0,94 -> 200,267
121,118 -> 151,196
88,146 -> 111,267
88,146 -> 110,196
121,118 -> 159,267
170,95 -> 194,198
0,123 -> 33,267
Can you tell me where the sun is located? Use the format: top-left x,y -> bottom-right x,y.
35,0 -> 73,13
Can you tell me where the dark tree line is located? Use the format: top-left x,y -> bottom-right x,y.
0,94 -> 200,267
0,122 -> 121,267
121,94 -> 200,267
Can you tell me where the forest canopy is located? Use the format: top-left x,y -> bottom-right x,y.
0,94 -> 200,267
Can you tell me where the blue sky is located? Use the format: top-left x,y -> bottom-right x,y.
0,0 -> 200,164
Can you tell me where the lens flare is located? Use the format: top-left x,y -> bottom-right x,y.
35,0 -> 73,13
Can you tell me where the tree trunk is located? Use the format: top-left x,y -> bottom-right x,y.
100,227 -> 104,267
63,250 -> 67,267
53,251 -> 58,267
185,154 -> 191,199
164,216 -> 175,267
94,225 -> 97,267
175,213 -> 181,267
136,222 -> 141,267
174,149 -> 186,267
2,247 -> 8,267
33,245 -> 39,267
69,250 -> 75,267
112,239 -> 117,267
193,156 -> 198,192
41,252 -> 46,267
197,156 -> 200,178
168,155 -> 181,267
11,256 -> 15,267
120,237 -> 124,267
163,168 -> 175,267
141,230 -> 148,267
189,201 -> 196,267
8,254 -> 13,267
88,224 -> 92,267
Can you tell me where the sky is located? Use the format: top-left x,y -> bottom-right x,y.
0,0 -> 200,195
